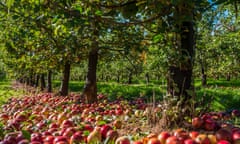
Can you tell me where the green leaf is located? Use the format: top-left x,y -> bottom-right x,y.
153,34 -> 163,43
21,130 -> 31,140
6,0 -> 14,8
95,10 -> 103,16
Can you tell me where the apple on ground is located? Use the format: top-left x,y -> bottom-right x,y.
147,138 -> 161,144
115,136 -> 131,144
158,131 -> 171,144
217,140 -> 231,144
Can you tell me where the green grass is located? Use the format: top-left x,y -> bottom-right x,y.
0,80 -> 24,105
53,81 -> 166,101
53,79 -> 240,111
1,79 -> 240,112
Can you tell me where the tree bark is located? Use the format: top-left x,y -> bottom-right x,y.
201,64 -> 207,86
82,18 -> 99,104
82,48 -> 98,103
226,72 -> 231,81
59,61 -> 71,96
34,74 -> 40,88
145,72 -> 150,85
47,70 -> 52,92
128,72 -> 132,84
40,74 -> 46,91
167,21 -> 194,102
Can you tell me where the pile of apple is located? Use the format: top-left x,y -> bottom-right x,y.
0,93 -> 239,144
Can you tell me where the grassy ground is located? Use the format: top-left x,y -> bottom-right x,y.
0,80 -> 25,105
54,79 -> 240,111
1,79 -> 240,111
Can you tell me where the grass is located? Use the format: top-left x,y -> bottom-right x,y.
0,80 -> 24,105
0,79 -> 240,112
53,81 -> 166,101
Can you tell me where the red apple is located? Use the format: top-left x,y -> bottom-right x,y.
204,119 -> 216,131
133,140 -> 143,144
53,136 -> 68,144
192,117 -> 203,129
189,131 -> 199,139
215,128 -> 232,142
44,135 -> 55,143
233,130 -> 240,140
69,131 -> 84,144
166,136 -> 181,144
232,110 -> 240,117
147,138 -> 161,144
18,139 -> 30,144
100,124 -> 113,139
184,139 -> 197,144
106,130 -> 119,141
115,136 -> 131,144
217,140 -> 231,144
158,131 -> 171,144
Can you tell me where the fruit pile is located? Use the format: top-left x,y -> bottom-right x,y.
0,93 -> 239,144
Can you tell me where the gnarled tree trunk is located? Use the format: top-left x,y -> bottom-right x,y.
59,61 -> 71,96
167,21 -> 194,101
82,47 -> 98,103
82,18 -> 99,104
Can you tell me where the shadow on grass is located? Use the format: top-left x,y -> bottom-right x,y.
53,81 -> 165,101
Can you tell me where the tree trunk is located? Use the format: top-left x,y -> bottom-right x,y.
117,74 -> 120,83
82,48 -> 98,103
145,73 -> 150,85
47,70 -> 52,92
167,21 -> 194,103
35,75 -> 40,88
128,72 -> 132,84
226,72 -> 231,81
59,61 -> 71,96
201,65 -> 207,86
82,18 -> 99,104
40,74 -> 45,91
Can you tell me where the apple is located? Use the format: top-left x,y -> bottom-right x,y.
100,124 -> 113,139
147,138 -> 161,144
166,136 -> 181,144
69,131 -> 84,144
232,110 -> 240,117
184,139 -> 197,144
208,134 -> 217,144
115,136 -> 131,144
104,130 -> 119,144
233,130 -> 240,140
53,136 -> 68,144
18,139 -> 30,144
217,140 -> 231,144
106,130 -> 119,141
87,127 -> 102,143
192,117 -> 203,129
158,131 -> 171,144
133,140 -> 143,144
61,119 -> 75,128
204,119 -> 216,131
44,135 -> 55,143
113,119 -> 122,129
31,133 -> 43,143
215,128 -> 232,142
189,131 -> 199,139
195,134 -> 211,144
